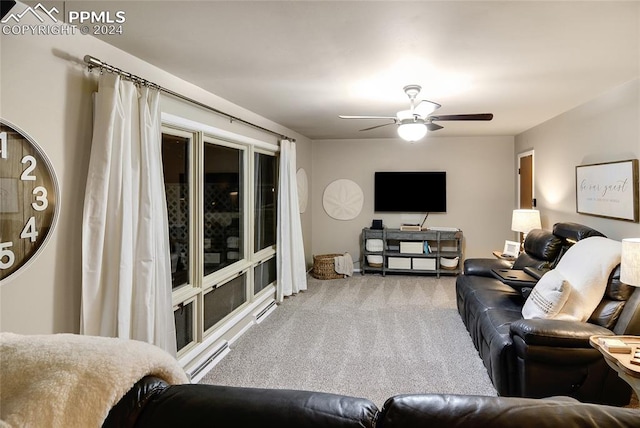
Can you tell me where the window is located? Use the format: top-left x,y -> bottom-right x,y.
254,257 -> 276,295
254,152 -> 277,252
162,133 -> 190,290
174,298 -> 195,351
253,152 -> 277,295
203,142 -> 244,277
203,273 -> 247,332
162,124 -> 278,357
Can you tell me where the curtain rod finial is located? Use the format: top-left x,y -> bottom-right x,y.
84,55 -> 101,69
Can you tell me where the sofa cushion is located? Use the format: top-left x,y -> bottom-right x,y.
459,277 -> 523,332
549,223 -> 607,268
456,275 -> 519,310
552,222 -> 605,241
522,270 -> 572,319
589,300 -> 626,329
512,229 -> 563,270
512,253 -> 550,270
604,265 -> 635,301
589,265 -> 636,329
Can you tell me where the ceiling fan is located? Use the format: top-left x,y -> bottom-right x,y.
339,85 -> 493,142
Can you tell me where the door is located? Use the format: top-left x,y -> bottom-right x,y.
518,151 -> 534,209
517,151 -> 535,245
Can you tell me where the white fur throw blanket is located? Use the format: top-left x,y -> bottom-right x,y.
0,333 -> 189,428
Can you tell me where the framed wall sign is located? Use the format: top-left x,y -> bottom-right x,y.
0,119 -> 60,281
576,159 -> 639,222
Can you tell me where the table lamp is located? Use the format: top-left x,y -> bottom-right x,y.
511,209 -> 541,249
621,238 -> 640,287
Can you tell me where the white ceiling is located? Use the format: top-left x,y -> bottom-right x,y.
77,1 -> 638,140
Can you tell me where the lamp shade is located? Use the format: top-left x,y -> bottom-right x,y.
621,238 -> 640,287
511,209 -> 541,234
397,122 -> 427,142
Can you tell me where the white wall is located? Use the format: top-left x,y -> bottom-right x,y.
0,22 -> 312,334
515,79 -> 640,239
311,136 -> 516,263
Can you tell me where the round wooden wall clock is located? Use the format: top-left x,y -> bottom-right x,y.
0,119 -> 59,282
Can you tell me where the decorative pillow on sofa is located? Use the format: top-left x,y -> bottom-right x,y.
522,269 -> 571,319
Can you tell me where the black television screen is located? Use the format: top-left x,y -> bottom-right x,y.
374,171 -> 446,213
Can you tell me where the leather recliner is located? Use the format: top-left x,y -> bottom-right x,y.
455,222 -> 640,405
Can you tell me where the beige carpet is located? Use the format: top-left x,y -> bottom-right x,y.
200,274 -> 497,406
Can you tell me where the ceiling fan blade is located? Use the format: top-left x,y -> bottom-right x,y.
339,115 -> 397,120
414,100 -> 441,117
430,113 -> 494,121
426,122 -> 444,131
359,122 -> 396,132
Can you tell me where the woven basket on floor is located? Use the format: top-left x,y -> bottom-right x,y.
311,253 -> 345,280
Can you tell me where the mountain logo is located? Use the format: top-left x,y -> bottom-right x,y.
1,3 -> 59,24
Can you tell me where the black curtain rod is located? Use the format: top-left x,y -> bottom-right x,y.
83,55 -> 295,142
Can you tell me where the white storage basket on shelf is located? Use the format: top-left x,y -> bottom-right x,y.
366,255 -> 383,268
440,256 -> 459,270
365,239 -> 384,252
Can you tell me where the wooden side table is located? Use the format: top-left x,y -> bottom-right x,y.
590,335 -> 640,398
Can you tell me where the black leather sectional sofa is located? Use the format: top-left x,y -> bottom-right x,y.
104,376 -> 639,427
456,222 -> 640,405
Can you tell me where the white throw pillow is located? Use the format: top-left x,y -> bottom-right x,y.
522,270 -> 572,319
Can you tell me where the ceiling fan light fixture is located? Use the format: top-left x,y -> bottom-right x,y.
339,84 -> 493,139
397,121 -> 427,142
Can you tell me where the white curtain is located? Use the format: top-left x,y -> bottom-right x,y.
81,73 -> 177,356
276,140 -> 307,301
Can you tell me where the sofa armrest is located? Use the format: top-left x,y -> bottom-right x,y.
463,258 -> 512,277
134,384 -> 379,428
510,319 -> 614,348
523,266 -> 550,280
103,376 -> 169,428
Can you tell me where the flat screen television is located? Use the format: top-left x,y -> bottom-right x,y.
374,171 -> 446,213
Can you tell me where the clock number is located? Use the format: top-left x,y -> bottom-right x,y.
32,186 -> 49,211
0,132 -> 6,159
21,155 -> 37,181
20,217 -> 39,242
0,242 -> 15,269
